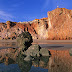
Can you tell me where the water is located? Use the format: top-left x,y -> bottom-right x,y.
0,41 -> 72,72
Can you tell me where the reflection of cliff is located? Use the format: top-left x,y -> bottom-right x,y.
1,8 -> 72,40
48,49 -> 72,72
0,48 -> 19,65
0,47 -> 72,72
0,48 -> 32,72
0,47 -> 50,72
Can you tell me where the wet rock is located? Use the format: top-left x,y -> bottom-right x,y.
24,44 -> 51,57
24,44 -> 41,57
40,48 -> 50,56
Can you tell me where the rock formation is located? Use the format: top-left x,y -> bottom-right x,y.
48,8 -> 72,40
1,8 -> 72,40
16,31 -> 50,60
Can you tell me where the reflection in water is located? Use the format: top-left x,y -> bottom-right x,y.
0,47 -> 72,72
32,56 -> 49,68
48,49 -> 72,72
16,53 -> 32,72
29,66 -> 48,72
0,63 -> 21,72
0,42 -> 17,49
0,48 -> 49,72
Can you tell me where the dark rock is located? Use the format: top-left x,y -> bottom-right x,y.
17,31 -> 33,52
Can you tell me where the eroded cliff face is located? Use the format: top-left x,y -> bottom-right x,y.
0,18 -> 48,40
0,8 -> 72,40
48,8 -> 72,40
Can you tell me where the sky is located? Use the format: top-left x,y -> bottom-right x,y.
0,0 -> 72,22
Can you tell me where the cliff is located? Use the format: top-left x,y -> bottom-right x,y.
0,8 -> 72,40
48,8 -> 72,40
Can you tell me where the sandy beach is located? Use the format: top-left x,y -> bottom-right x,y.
0,40 -> 72,49
1,39 -> 72,44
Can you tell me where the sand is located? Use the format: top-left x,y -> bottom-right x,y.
0,39 -> 72,49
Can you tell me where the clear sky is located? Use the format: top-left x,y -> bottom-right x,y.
0,0 -> 72,22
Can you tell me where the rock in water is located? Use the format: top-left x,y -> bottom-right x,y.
24,44 -> 50,57
40,48 -> 50,56
24,44 -> 41,57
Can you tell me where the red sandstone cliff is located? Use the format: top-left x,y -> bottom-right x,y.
0,8 -> 72,40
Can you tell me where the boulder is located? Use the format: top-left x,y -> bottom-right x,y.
17,31 -> 33,51
40,48 -> 50,56
24,44 -> 50,57
24,44 -> 41,57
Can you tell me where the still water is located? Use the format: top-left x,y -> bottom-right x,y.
0,42 -> 72,72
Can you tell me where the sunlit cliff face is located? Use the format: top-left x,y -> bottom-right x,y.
37,19 -> 48,39
47,8 -> 72,40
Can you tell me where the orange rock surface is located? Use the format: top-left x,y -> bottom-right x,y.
48,49 -> 72,72
48,8 -> 72,40
1,8 -> 72,40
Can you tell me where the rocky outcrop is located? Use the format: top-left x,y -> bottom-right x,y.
17,32 -> 50,59
0,31 -> 50,65
17,31 -> 33,52
1,8 -> 72,40
0,18 -> 48,40
48,8 -> 72,40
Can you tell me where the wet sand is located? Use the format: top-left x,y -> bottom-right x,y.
0,40 -> 72,49
1,39 -> 72,43
32,39 -> 72,44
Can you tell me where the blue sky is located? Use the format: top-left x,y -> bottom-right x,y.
0,0 -> 72,22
